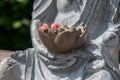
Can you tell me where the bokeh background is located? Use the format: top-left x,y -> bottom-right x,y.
0,0 -> 34,50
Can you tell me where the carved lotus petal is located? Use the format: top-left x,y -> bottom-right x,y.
54,30 -> 76,53
38,30 -> 59,53
75,27 -> 87,49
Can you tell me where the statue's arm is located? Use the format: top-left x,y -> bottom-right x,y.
83,24 -> 120,80
0,49 -> 29,80
0,58 -> 18,80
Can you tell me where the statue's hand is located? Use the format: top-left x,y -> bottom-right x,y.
0,58 -> 16,80
103,32 -> 119,47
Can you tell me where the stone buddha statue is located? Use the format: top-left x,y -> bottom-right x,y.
0,0 -> 120,80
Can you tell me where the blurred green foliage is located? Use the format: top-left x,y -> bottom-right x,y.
0,0 -> 34,50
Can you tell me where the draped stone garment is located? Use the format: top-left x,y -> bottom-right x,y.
0,0 -> 120,80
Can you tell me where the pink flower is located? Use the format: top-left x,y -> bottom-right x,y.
40,23 -> 49,31
51,22 -> 61,30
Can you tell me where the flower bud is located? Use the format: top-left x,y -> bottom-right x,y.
40,23 -> 49,31
51,22 -> 61,30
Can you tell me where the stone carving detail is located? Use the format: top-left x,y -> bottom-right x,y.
0,0 -> 120,80
38,24 -> 87,53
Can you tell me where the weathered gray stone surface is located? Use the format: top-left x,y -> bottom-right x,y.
0,0 -> 120,80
